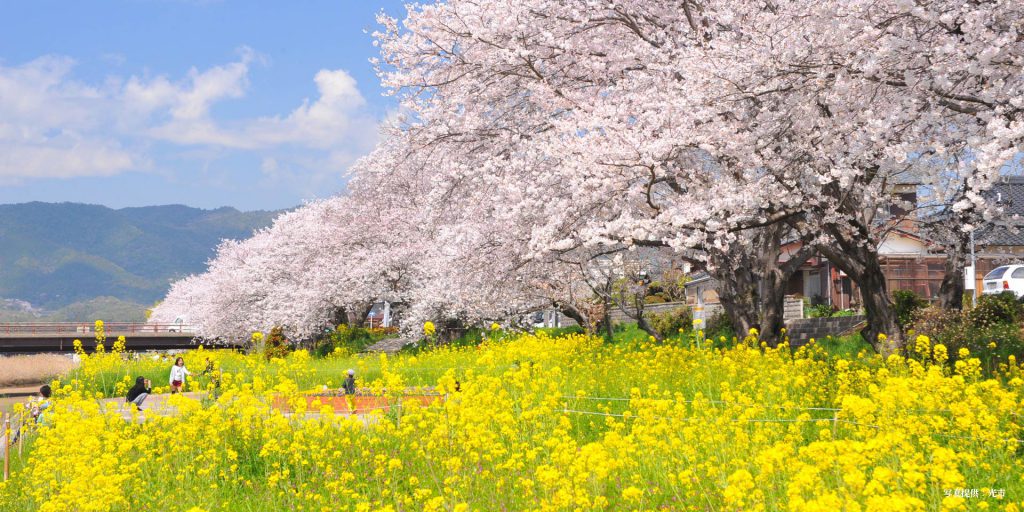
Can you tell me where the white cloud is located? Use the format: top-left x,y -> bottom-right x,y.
0,56 -> 136,178
0,50 -> 379,184
0,137 -> 135,181
145,60 -> 376,151
245,69 -> 370,148
128,47 -> 256,123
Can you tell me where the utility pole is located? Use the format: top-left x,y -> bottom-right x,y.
970,228 -> 977,308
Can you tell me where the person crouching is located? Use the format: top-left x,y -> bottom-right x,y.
126,377 -> 152,411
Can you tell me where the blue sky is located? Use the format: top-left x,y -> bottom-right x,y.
0,0 -> 406,211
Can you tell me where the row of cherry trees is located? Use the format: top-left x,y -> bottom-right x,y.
154,0 -> 1022,353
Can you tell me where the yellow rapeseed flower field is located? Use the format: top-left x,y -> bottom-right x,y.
2,331 -> 1023,511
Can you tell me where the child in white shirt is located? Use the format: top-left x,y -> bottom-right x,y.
170,357 -> 191,393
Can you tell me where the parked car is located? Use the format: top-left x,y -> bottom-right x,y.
167,316 -> 188,332
981,265 -> 1024,297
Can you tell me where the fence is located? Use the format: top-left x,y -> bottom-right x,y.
609,297 -> 801,325
2,407 -> 29,482
555,394 -> 1024,445
608,301 -> 692,324
0,323 -> 194,335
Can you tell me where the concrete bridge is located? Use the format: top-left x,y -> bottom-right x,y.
0,323 -> 238,354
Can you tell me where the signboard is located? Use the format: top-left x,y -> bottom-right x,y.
965,265 -> 976,290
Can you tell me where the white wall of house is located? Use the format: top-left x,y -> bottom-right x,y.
878,233 -> 928,256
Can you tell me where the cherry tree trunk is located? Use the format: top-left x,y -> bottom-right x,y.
630,293 -> 664,342
636,314 -> 662,342
555,304 -> 589,332
754,225 -> 807,345
715,271 -> 757,337
602,296 -> 614,342
758,280 -> 787,345
937,241 -> 967,310
355,302 -> 375,327
330,307 -> 349,327
857,269 -> 902,353
817,243 -> 902,354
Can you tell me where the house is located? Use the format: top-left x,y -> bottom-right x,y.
685,176 -> 1024,310
787,230 -> 946,309
972,176 -> 1024,288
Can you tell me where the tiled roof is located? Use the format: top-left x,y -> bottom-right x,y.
977,177 -> 1024,247
684,271 -> 713,286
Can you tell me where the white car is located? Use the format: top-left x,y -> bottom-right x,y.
981,265 -> 1024,297
167,316 -> 189,332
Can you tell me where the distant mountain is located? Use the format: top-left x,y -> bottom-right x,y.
0,202 -> 281,320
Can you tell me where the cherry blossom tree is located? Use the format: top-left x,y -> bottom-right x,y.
373,0 -> 1023,352
157,0 -> 1022,355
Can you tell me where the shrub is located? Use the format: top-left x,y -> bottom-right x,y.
892,289 -> 928,329
911,304 -> 1024,372
909,306 -> 959,340
263,326 -> 291,360
314,324 -> 394,357
806,303 -> 835,318
649,269 -> 689,302
969,292 -> 1023,327
647,306 -> 692,338
704,311 -> 734,340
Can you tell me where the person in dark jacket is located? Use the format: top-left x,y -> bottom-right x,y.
342,369 -> 356,395
126,376 -> 152,411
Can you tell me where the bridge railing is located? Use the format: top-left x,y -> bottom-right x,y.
0,323 -> 195,335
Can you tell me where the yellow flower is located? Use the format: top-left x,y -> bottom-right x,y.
6,327 -> 1021,511
424,321 -> 436,337
621,486 -> 644,502
914,334 -> 931,356
490,322 -> 501,331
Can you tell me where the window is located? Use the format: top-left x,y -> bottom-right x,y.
985,266 -> 1009,280
1012,268 -> 1024,279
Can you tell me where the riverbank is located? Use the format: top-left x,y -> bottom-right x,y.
0,386 -> 41,414
0,354 -> 76,388
0,354 -> 76,413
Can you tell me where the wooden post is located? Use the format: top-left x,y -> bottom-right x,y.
3,412 -> 10,481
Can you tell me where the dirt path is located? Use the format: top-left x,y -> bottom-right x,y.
1,392 -> 385,458
93,392 -> 380,426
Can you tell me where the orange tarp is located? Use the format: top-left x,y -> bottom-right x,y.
272,394 -> 442,414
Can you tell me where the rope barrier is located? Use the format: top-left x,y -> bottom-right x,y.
558,395 -> 843,412
281,403 -> 404,417
836,419 -> 1024,445
559,408 -> 836,424
558,395 -> 1024,419
561,408 -> 1024,444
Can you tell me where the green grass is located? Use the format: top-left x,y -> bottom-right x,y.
812,333 -> 873,360
63,323 -> 878,400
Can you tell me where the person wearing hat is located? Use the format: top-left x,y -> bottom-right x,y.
342,369 -> 356,395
